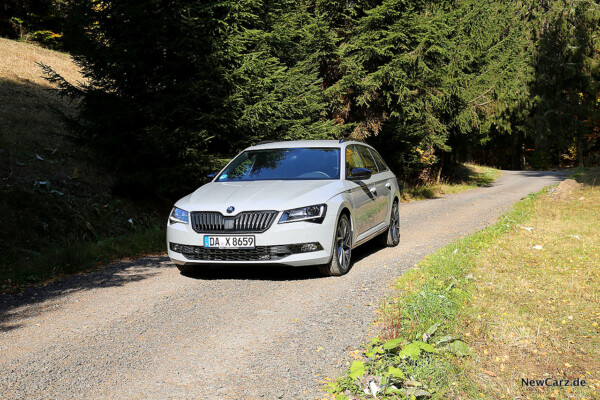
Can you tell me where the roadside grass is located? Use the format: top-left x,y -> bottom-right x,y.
325,169 -> 599,400
463,169 -> 600,399
0,38 -> 167,290
401,163 -> 502,202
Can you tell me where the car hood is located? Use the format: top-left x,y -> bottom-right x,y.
176,180 -> 347,214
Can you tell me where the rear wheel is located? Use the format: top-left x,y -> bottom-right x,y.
379,200 -> 400,247
318,214 -> 352,276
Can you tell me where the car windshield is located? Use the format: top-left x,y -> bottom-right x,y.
217,148 -> 340,181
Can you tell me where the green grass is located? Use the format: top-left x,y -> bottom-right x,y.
401,163 -> 502,202
10,226 -> 165,285
326,169 -> 600,400
0,184 -> 167,290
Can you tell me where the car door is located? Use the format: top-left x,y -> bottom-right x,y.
345,145 -> 380,239
356,145 -> 389,228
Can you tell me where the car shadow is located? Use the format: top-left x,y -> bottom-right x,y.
181,264 -> 323,281
181,240 -> 385,281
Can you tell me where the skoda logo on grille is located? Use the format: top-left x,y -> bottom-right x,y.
226,206 -> 235,214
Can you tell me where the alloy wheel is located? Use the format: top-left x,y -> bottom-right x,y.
336,217 -> 352,271
391,202 -> 400,243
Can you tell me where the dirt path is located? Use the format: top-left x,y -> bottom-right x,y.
0,170 -> 568,400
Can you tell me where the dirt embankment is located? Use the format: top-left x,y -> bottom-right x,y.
549,179 -> 582,201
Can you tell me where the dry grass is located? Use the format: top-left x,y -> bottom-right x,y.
0,37 -> 83,86
463,172 -> 600,399
0,37 -> 102,188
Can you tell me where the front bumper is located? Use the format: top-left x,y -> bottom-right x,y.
166,210 -> 336,267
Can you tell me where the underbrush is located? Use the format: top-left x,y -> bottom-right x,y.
0,184 -> 166,290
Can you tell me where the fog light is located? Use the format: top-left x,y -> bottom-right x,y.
301,243 -> 318,252
170,243 -> 182,253
288,242 -> 323,254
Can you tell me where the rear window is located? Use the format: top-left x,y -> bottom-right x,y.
369,148 -> 389,172
356,146 -> 379,173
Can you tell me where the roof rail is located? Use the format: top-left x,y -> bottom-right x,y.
255,140 -> 278,146
339,137 -> 361,143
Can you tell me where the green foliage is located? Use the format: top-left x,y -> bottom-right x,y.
1,1 -> 68,46
327,278 -> 473,398
437,339 -> 471,357
328,0 -> 540,180
349,360 -> 366,380
530,0 -> 600,167
46,0 -> 341,197
30,29 -> 62,48
331,325 -> 468,398
382,338 -> 401,350
37,0 -> 600,198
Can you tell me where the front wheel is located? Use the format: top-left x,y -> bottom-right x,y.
318,214 -> 352,276
379,200 -> 400,247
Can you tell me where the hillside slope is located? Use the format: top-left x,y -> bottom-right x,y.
0,38 -> 164,289
0,37 -> 89,187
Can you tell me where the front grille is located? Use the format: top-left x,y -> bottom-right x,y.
171,243 -> 292,261
190,211 -> 278,233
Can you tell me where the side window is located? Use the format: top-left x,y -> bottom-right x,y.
369,148 -> 389,172
357,146 -> 379,173
345,146 -> 365,177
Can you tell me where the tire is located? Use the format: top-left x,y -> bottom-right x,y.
318,213 -> 352,276
176,265 -> 197,276
379,200 -> 400,247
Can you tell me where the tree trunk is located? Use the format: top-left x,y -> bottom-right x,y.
576,132 -> 584,167
436,155 -> 444,185
511,132 -> 523,170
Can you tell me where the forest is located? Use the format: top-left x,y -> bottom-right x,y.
2,0 -> 600,197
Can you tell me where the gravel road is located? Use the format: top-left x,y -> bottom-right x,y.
0,170 -> 568,400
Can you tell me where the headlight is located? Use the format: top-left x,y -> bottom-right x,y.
278,204 -> 327,224
169,207 -> 189,224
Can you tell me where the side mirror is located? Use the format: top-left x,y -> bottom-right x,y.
207,171 -> 218,179
348,167 -> 372,180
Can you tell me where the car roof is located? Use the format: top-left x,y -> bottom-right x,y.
246,140 -> 368,150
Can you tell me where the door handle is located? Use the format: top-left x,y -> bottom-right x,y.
385,183 -> 392,190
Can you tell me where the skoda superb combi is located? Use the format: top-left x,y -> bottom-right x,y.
167,140 -> 400,276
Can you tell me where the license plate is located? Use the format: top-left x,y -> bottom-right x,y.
203,235 -> 255,249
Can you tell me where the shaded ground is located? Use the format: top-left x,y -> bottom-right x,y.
0,170 -> 568,399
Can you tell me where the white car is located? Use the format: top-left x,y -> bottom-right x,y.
167,140 -> 400,276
